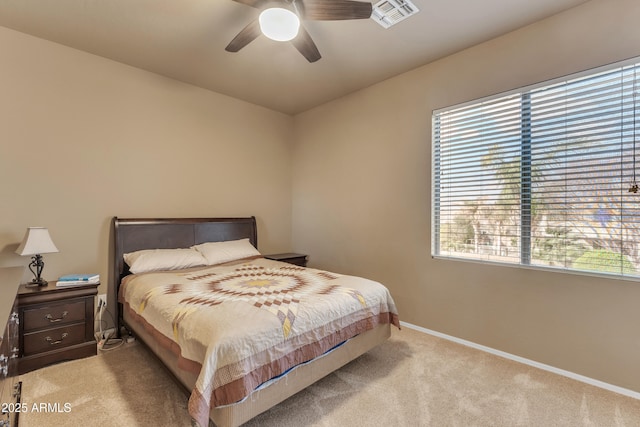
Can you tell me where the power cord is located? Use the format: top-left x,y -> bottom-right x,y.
94,298 -> 105,343
95,298 -> 124,351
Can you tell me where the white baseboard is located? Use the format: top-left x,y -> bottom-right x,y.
400,321 -> 640,401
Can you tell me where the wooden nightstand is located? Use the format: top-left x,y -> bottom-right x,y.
17,281 -> 98,374
264,253 -> 308,267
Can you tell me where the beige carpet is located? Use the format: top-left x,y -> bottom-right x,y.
19,327 -> 640,426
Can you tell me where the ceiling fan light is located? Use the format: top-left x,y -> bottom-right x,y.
259,8 -> 300,42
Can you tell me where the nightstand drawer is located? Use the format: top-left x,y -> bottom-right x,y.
23,323 -> 86,356
23,300 -> 86,332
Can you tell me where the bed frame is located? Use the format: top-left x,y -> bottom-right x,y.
111,216 -> 391,427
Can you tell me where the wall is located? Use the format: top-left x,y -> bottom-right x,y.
0,26 -> 294,314
292,0 -> 640,393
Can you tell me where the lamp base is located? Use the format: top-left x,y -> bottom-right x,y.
26,277 -> 48,287
26,254 -> 48,287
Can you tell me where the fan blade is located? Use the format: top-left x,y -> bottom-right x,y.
224,19 -> 262,52
291,26 -> 321,63
232,0 -> 270,8
299,0 -> 372,20
225,19 -> 261,52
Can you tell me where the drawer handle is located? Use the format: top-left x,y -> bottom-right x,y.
44,311 -> 69,323
45,333 -> 69,345
0,355 -> 7,376
12,382 -> 22,398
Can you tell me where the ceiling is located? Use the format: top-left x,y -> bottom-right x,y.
0,0 -> 591,115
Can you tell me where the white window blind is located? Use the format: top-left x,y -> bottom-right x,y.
433,60 -> 640,278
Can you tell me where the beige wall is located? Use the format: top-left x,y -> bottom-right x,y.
292,0 -> 640,393
0,27 -> 294,308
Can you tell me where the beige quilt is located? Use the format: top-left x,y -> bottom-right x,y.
119,257 -> 399,427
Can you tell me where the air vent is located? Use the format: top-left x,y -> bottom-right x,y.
371,0 -> 419,29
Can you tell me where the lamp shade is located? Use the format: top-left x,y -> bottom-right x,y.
15,227 -> 59,256
259,8 -> 300,42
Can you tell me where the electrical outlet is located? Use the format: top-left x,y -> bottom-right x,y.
97,294 -> 107,309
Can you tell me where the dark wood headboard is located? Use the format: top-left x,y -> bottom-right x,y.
111,216 -> 257,333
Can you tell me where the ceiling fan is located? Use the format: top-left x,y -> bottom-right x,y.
225,0 -> 373,63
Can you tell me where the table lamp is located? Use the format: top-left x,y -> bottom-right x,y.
15,227 -> 59,287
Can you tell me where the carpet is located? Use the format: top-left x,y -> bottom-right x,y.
18,343 -> 190,427
19,327 -> 640,426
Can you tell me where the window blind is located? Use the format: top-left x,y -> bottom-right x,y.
433,60 -> 640,278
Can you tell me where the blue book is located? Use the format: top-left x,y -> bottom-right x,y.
58,274 -> 99,282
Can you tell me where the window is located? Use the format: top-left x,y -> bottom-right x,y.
433,59 -> 640,278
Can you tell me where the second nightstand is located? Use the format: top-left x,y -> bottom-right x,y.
264,253 -> 308,267
17,281 -> 98,374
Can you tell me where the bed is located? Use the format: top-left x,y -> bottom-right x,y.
112,217 -> 399,427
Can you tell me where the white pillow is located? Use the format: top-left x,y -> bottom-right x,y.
124,248 -> 207,274
192,238 -> 261,266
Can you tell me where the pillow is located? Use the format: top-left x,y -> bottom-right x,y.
192,238 -> 261,266
123,248 -> 207,274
